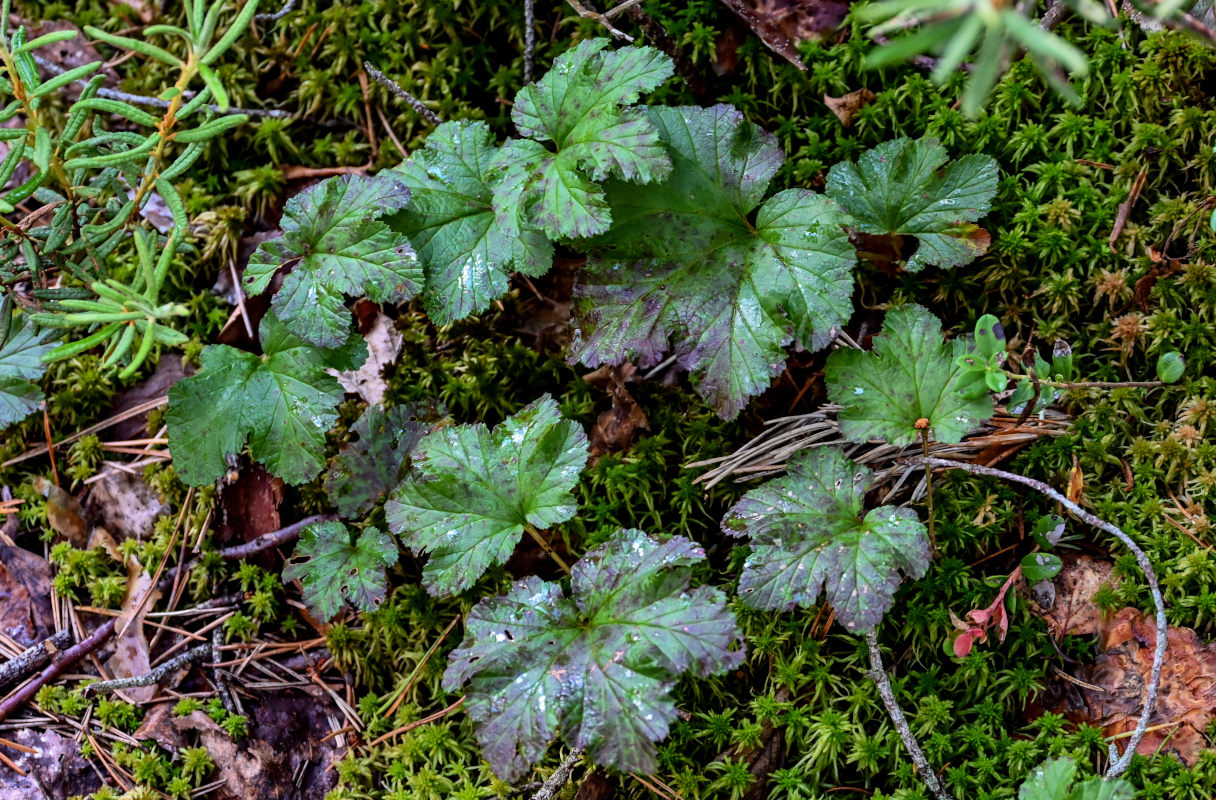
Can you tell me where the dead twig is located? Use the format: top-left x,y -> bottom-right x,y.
524,0 -> 537,83
865,631 -> 954,800
913,457 -> 1165,779
0,631 -> 73,691
531,748 -> 585,800
212,628 -> 237,714
362,61 -> 441,126
565,0 -> 635,41
81,645 -> 211,696
166,513 -> 337,583
0,619 -> 117,724
254,0 -> 296,24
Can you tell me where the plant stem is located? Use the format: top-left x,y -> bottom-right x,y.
922,430 -> 936,552
914,457 -> 1165,779
525,524 -> 572,575
0,618 -> 117,723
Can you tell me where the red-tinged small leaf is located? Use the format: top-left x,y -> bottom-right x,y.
953,631 -> 975,658
995,604 -> 1010,642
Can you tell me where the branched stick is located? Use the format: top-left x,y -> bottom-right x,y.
531,748 -> 584,800
865,632 -> 954,800
524,0 -> 537,83
254,0 -> 296,23
81,645 -> 211,696
363,62 -> 441,126
0,631 -> 73,690
915,457 -> 1165,779
212,514 -> 337,562
166,513 -> 337,583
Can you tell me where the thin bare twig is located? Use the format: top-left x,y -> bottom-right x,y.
524,0 -> 537,83
565,0 -> 635,41
915,457 -> 1165,779
0,619 -> 117,723
363,62 -> 441,126
166,514 -> 337,584
0,631 -> 73,691
254,0 -> 296,24
212,628 -> 236,714
82,645 -> 211,696
866,631 -> 953,800
532,748 -> 585,800
1039,0 -> 1070,30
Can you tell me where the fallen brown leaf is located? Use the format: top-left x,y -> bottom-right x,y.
1047,608 -> 1215,765
586,364 -> 649,458
0,545 -> 54,646
1066,454 -> 1084,505
716,0 -> 850,72
102,551 -> 159,704
134,702 -> 189,753
1032,554 -> 1116,639
34,478 -> 88,548
85,471 -> 169,541
824,88 -> 876,128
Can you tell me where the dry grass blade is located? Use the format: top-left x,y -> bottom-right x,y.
687,404 -> 1072,497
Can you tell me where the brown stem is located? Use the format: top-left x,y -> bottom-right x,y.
0,631 -> 73,691
525,524 -> 572,575
922,430 -> 936,552
0,618 -> 116,723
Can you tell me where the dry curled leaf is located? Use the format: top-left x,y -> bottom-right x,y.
823,88 -> 875,128
717,0 -> 851,72
1032,554 -> 1115,639
1048,608 -> 1216,766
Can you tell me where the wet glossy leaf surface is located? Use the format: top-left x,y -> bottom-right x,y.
390,121 -> 552,324
385,395 -> 588,595
826,137 -> 998,271
443,528 -> 744,780
825,303 -> 994,446
493,39 -> 674,239
723,448 -> 930,631
166,313 -> 367,486
572,104 -> 856,419
244,173 -> 421,347
283,521 -> 398,622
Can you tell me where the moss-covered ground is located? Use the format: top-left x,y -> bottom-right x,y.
3,1 -> 1216,798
